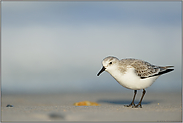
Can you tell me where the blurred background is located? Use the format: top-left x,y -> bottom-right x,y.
1,1 -> 181,94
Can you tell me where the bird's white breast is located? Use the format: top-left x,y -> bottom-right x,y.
107,67 -> 159,90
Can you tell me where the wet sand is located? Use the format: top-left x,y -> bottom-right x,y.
1,92 -> 182,122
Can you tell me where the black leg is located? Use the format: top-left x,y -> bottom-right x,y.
124,90 -> 137,107
133,89 -> 146,108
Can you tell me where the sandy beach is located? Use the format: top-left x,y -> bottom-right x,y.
1,91 -> 182,122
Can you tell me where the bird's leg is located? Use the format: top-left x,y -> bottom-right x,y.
124,90 -> 137,107
133,89 -> 146,108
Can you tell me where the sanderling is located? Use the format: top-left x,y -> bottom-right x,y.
97,56 -> 174,108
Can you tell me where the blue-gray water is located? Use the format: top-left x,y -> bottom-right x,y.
1,1 -> 181,94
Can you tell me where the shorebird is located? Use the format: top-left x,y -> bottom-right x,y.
97,56 -> 174,108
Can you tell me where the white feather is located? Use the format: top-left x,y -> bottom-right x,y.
107,67 -> 158,90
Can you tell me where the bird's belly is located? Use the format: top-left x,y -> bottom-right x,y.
111,71 -> 159,90
117,76 -> 158,90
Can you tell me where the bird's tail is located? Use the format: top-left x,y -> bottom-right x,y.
157,66 -> 174,76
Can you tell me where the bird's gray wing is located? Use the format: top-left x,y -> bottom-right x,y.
131,60 -> 174,79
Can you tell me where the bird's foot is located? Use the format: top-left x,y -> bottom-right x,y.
132,103 -> 142,108
124,102 -> 135,107
124,103 -> 142,108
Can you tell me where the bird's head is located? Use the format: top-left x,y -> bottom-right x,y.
97,56 -> 119,76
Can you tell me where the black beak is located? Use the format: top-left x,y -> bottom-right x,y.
97,66 -> 106,76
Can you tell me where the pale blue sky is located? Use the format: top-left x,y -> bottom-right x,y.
2,1 -> 182,93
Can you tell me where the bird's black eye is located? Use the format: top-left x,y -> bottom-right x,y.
109,62 -> 112,64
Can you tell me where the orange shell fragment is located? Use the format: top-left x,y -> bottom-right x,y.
74,101 -> 100,106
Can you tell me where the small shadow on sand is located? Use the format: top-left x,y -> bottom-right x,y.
97,99 -> 156,105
